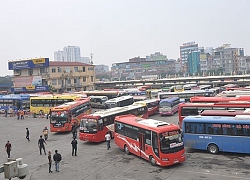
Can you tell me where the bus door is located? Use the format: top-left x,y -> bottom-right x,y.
139,133 -> 146,158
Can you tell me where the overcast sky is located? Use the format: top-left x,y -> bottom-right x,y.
1,0 -> 250,76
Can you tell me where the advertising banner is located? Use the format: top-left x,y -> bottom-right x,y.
11,86 -> 49,92
14,76 -> 42,87
8,58 -> 49,70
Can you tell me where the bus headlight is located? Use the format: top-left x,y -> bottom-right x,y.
161,158 -> 169,161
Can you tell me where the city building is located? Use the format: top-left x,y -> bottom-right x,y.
80,57 -> 91,64
180,42 -> 198,72
146,52 -> 167,61
111,58 -> 175,81
95,65 -> 109,73
8,58 -> 95,93
54,46 -> 81,62
187,51 -> 200,75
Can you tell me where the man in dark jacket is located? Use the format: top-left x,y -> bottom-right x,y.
38,135 -> 47,155
26,128 -> 30,141
53,150 -> 62,172
71,137 -> 78,156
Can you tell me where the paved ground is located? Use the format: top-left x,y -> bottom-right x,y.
0,112 -> 250,180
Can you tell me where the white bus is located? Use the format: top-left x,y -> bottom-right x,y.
90,96 -> 108,109
104,96 -> 134,109
158,90 -> 216,102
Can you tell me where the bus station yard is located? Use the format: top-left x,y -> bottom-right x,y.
0,110 -> 250,180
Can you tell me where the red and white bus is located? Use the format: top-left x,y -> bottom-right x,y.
79,103 -> 148,142
114,114 -> 185,166
50,98 -> 91,132
178,101 -> 250,128
190,96 -> 250,103
133,99 -> 160,116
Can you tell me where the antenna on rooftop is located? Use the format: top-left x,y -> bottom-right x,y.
90,52 -> 93,65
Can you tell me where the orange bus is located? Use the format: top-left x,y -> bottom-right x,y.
114,114 -> 185,166
178,101 -> 250,128
50,98 -> 91,132
190,96 -> 250,103
79,103 -> 148,142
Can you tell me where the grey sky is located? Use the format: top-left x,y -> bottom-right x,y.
1,0 -> 250,76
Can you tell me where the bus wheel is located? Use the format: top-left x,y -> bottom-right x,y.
208,144 -> 218,154
149,156 -> 156,166
124,145 -> 130,155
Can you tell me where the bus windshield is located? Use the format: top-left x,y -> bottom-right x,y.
159,101 -> 171,108
80,118 -> 98,132
160,130 -> 183,153
50,111 -> 69,123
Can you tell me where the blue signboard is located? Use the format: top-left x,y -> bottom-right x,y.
11,86 -> 49,92
8,58 -> 49,70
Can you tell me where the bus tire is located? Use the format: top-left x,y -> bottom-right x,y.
149,156 -> 156,166
207,144 -> 218,154
124,145 -> 130,155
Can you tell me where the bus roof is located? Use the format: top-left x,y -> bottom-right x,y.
200,110 -> 249,116
52,99 -> 89,111
183,115 -> 250,124
180,101 -> 250,107
105,96 -> 133,103
158,90 -> 214,95
115,115 -> 179,133
83,104 -> 146,118
190,96 -> 250,102
89,95 -> 108,99
160,97 -> 179,102
133,99 -> 159,105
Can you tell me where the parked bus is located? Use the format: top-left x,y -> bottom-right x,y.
159,97 -> 180,116
0,94 -> 30,114
200,109 -> 250,116
183,84 -> 198,90
30,94 -> 82,114
50,99 -> 91,132
89,96 -> 108,109
133,99 -> 160,116
104,96 -> 134,109
125,88 -> 146,96
158,90 -> 215,102
146,89 -> 162,99
169,85 -> 184,92
114,114 -> 185,166
79,103 -> 148,142
182,115 -> 250,154
217,90 -> 250,97
178,101 -> 250,128
190,96 -> 250,103
133,95 -> 148,102
83,90 -> 128,99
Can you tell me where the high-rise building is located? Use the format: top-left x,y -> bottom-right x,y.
63,46 -> 81,62
54,50 -> 64,61
187,51 -> 200,75
180,42 -> 198,72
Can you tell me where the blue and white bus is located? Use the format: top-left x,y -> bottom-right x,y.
182,115 -> 250,154
159,97 -> 180,116
0,94 -> 30,113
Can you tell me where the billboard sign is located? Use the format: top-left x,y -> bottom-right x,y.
8,58 -> 49,70
14,76 -> 42,87
11,86 -> 49,92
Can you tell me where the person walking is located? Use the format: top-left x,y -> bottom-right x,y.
26,128 -> 30,141
5,141 -> 11,158
38,135 -> 47,155
53,150 -> 62,172
71,137 -> 77,156
105,131 -> 111,150
20,110 -> 24,120
4,108 -> 8,117
48,151 -> 52,173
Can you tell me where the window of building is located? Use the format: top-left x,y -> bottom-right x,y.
57,67 -> 62,73
82,67 -> 85,72
74,67 -> 78,72
29,69 -> 33,76
67,78 -> 71,84
40,68 -> 46,74
83,77 -> 86,82
65,67 -> 70,73
88,67 -> 94,71
91,76 -> 94,82
58,79 -> 62,85
52,79 -> 57,85
51,68 -> 56,73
